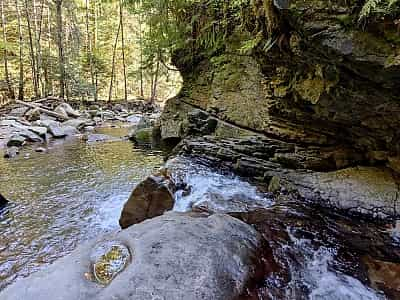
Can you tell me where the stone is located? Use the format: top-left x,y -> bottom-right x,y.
119,174 -> 175,229
126,114 -> 142,124
4,146 -> 19,158
35,147 -> 47,153
62,119 -> 89,130
0,212 -> 262,300
0,193 -> 8,207
27,126 -> 48,137
362,256 -> 400,299
9,107 -> 28,117
388,156 -> 400,174
17,130 -> 43,143
24,108 -> 41,122
129,127 -> 153,144
54,106 -> 69,120
57,103 -> 80,118
37,120 -> 67,138
6,135 -> 26,147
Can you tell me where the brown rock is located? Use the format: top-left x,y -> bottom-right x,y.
362,256 -> 400,299
119,173 -> 175,229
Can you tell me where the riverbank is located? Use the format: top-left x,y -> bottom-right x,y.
0,99 -> 160,157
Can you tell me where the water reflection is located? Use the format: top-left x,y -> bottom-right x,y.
0,128 -> 163,290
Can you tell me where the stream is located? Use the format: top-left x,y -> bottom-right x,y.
0,126 -> 164,290
0,127 -> 398,298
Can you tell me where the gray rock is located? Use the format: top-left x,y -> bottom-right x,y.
4,146 -> 20,158
9,107 -> 29,117
54,106 -> 69,120
27,126 -> 48,137
37,120 -> 67,138
0,212 -> 261,300
56,103 -> 80,118
6,134 -> 26,147
17,130 -> 43,143
35,147 -> 47,153
62,119 -> 90,130
25,108 -> 41,122
126,114 -> 142,124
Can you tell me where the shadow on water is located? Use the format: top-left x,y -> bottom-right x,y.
0,126 -> 164,290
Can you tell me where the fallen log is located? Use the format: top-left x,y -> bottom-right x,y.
15,100 -> 70,121
33,96 -> 64,103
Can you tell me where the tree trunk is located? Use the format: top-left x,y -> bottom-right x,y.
24,0 -> 39,99
138,11 -> 144,98
15,0 -> 24,100
86,0 -> 97,101
150,54 -> 160,104
108,19 -> 121,102
55,0 -> 65,99
1,0 -> 15,99
119,0 -> 127,101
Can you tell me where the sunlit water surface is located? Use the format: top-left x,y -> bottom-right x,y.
0,126 -> 163,290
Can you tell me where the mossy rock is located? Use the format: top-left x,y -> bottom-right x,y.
130,128 -> 153,144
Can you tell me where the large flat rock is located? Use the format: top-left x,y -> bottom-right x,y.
1,212 -> 261,300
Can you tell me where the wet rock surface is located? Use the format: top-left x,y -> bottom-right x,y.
0,212 -> 262,300
119,173 -> 176,229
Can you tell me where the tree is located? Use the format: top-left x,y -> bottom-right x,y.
1,0 -> 15,99
15,0 -> 24,100
55,0 -> 65,98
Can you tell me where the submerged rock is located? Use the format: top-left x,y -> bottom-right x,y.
0,193 -> 7,207
119,173 -> 175,229
4,146 -> 20,158
6,134 -> 26,147
129,127 -> 153,144
0,212 -> 262,300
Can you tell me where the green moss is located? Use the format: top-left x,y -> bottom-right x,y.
133,128 -> 153,144
336,14 -> 354,29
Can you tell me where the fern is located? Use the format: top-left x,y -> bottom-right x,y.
359,0 -> 400,21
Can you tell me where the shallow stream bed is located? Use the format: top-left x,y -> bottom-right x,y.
0,126 -> 163,290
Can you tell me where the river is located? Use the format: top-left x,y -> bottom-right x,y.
0,126 -> 163,290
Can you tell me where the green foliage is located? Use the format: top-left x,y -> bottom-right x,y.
359,0 -> 400,21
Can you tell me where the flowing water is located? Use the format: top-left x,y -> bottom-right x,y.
0,126 -> 164,290
0,130 -> 398,299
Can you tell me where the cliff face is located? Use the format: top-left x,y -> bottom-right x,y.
158,1 -> 400,217
160,0 -> 400,172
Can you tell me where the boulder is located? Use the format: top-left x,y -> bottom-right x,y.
0,212 -> 262,300
119,173 -> 175,229
6,134 -> 26,147
0,193 -> 8,207
35,147 -> 47,153
27,126 -> 48,138
9,107 -> 28,117
37,120 -> 67,138
57,103 -> 80,118
129,127 -> 153,144
4,146 -> 19,158
62,119 -> 90,130
17,130 -> 43,143
54,106 -> 69,120
24,108 -> 41,122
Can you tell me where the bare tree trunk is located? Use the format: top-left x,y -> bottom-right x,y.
150,54 -> 160,104
45,4 -> 52,96
86,0 -> 97,101
108,19 -> 121,102
0,0 -> 14,99
119,0 -> 127,101
24,0 -> 39,99
55,0 -> 65,99
138,11 -> 144,98
15,0 -> 24,100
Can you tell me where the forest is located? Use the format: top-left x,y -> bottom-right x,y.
0,0 -> 181,104
1,0 -> 400,299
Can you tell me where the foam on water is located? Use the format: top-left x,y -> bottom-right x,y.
287,228 -> 385,300
170,157 -> 272,213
